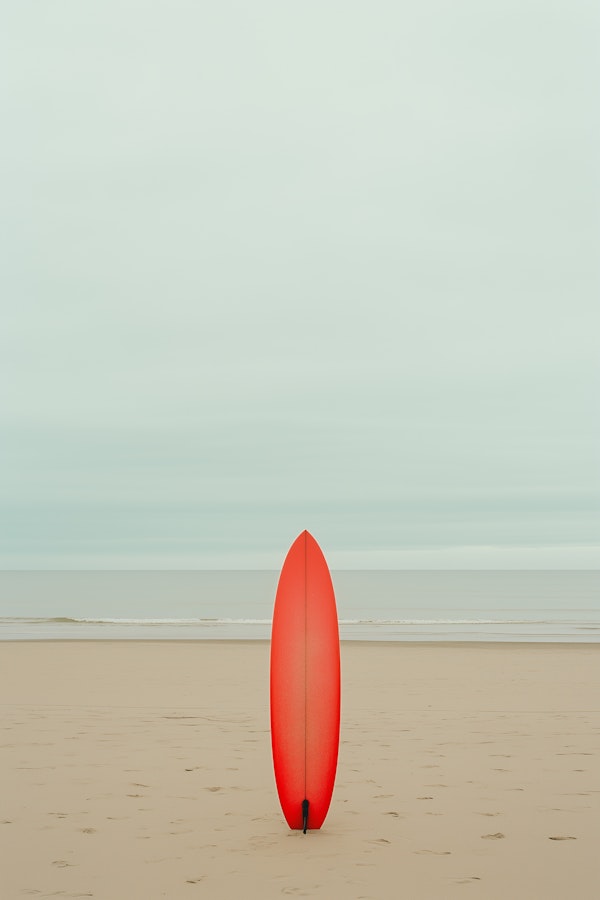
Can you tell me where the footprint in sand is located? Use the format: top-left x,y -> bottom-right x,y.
186,877 -> 206,883
481,833 -> 504,840
80,827 -> 96,834
52,894 -> 92,898
52,860 -> 75,867
282,888 -> 315,896
205,786 -> 222,792
549,835 -> 577,841
454,876 -> 481,884
415,849 -> 451,855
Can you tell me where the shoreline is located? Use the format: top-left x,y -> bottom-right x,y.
2,637 -> 600,648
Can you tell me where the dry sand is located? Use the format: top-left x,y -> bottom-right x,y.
1,640 -> 599,899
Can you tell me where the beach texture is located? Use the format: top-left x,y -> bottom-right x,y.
2,640 -> 599,899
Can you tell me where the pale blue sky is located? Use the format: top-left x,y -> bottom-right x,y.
1,2 -> 598,568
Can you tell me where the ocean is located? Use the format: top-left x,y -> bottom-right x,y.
0,570 -> 598,642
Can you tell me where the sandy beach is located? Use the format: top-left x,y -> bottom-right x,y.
2,640 -> 598,899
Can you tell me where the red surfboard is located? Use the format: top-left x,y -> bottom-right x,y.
270,531 -> 340,832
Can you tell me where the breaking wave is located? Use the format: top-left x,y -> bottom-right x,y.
0,616 -> 592,627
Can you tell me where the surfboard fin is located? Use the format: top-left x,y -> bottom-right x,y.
302,798 -> 309,834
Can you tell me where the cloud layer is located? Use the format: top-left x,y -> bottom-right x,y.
2,2 -> 598,568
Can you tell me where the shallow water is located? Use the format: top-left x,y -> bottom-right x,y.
0,570 -> 598,641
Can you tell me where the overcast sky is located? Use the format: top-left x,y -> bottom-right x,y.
1,2 -> 598,569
